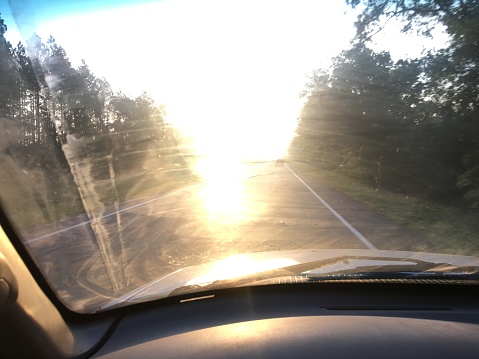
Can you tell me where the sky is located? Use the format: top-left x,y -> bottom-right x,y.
1,0 -> 449,161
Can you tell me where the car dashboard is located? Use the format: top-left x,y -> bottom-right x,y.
91,281 -> 479,358
2,219 -> 479,358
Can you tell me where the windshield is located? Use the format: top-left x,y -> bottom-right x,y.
1,0 -> 478,313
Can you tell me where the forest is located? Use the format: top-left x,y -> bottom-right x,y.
290,0 -> 479,210
0,20 -> 181,146
0,14 -> 190,228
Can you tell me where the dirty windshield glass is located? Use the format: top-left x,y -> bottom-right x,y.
1,0 -> 478,312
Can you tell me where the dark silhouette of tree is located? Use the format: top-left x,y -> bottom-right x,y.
0,14 -> 18,120
344,0 -> 479,206
295,44 -> 425,191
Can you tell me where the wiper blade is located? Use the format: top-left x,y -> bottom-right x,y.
304,271 -> 479,281
100,253 -> 479,310
296,256 -> 479,277
166,257 -> 479,298
168,271 -> 479,299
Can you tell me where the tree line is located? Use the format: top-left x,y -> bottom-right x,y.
0,13 -> 179,164
291,0 -> 479,209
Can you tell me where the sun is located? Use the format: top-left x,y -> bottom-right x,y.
33,0 -> 357,164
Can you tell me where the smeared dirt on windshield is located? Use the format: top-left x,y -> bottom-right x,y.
62,134 -> 129,292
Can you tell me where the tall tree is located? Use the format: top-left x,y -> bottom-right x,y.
0,13 -> 18,120
346,0 -> 479,206
295,44 -> 425,191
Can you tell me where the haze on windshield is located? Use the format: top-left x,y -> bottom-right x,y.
1,0 -> 478,313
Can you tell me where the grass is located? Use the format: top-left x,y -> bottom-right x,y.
7,144 -> 478,257
291,161 -> 479,256
93,151 -> 200,206
5,150 -> 200,230
95,166 -> 199,206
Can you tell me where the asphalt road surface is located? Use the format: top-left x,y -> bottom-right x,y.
23,161 -> 425,311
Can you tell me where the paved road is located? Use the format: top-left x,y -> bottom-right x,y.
24,161 -> 424,311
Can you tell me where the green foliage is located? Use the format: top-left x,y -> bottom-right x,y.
0,13 -> 189,228
0,13 -> 17,119
295,43 -> 425,192
288,1 -> 476,208
295,162 -> 479,255
457,150 -> 479,208
0,12 -> 179,152
346,0 -> 474,40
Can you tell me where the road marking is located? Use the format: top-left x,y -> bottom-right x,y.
285,165 -> 377,250
26,163 -> 269,245
25,183 -> 204,244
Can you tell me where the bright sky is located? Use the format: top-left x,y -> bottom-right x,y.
2,0 -> 448,161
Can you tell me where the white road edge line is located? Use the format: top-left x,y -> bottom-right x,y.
285,164 -> 377,250
25,182 -> 204,244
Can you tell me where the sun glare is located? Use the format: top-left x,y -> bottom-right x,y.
33,0 -> 357,164
199,181 -> 245,223
11,0 -> 450,223
25,0 -> 359,223
197,155 -> 246,222
186,254 -> 298,286
10,0 -> 449,169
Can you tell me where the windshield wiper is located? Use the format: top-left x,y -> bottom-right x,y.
166,256 -> 479,298
99,254 -> 479,310
304,271 -> 479,281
